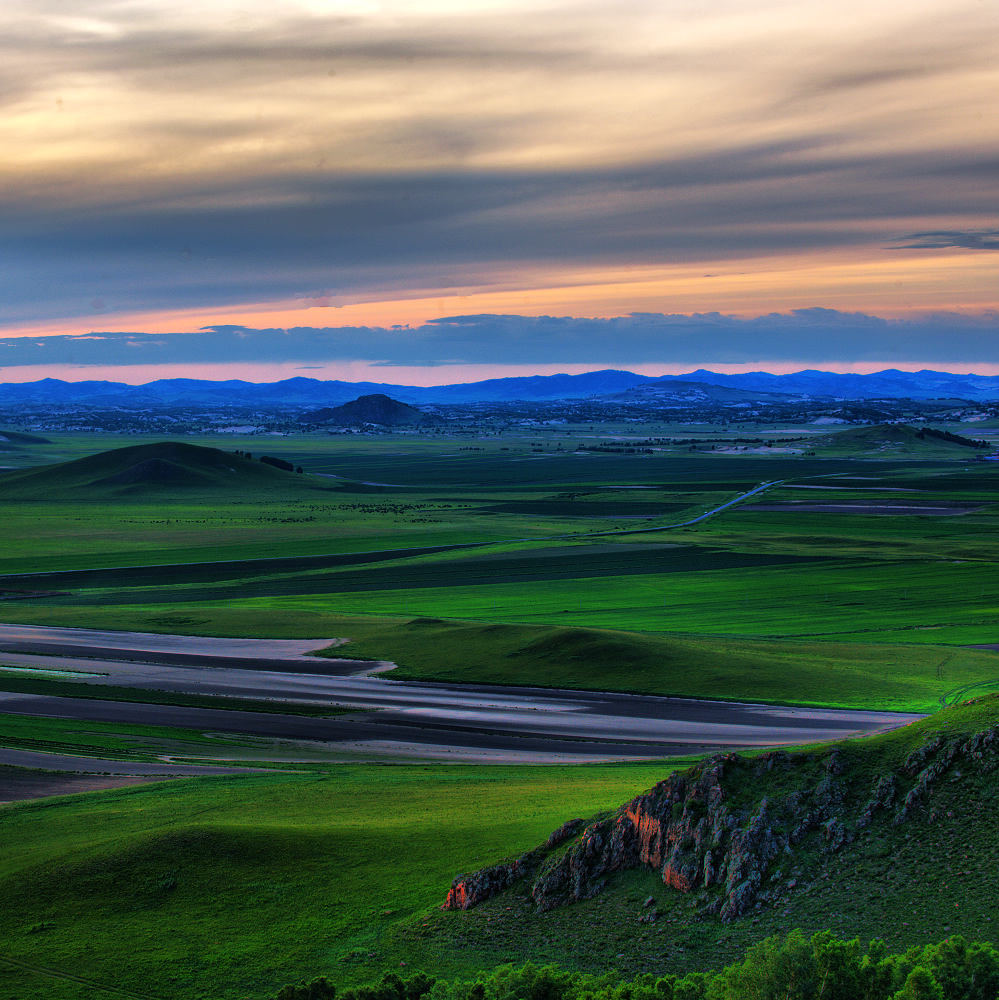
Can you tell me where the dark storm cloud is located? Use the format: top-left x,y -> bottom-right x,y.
2,310 -> 997,368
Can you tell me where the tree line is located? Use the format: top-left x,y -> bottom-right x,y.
269,930 -> 999,1000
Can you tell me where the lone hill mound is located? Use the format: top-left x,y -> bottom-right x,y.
0,441 -> 326,499
305,393 -> 435,426
818,422 -> 988,457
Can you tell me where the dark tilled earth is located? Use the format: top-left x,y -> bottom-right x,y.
739,502 -> 982,515
0,765 -> 167,803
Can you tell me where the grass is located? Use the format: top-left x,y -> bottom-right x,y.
0,761 -> 674,1000
7,542 -> 828,609
2,697 -> 998,999
0,711 -> 276,762
318,618 -> 999,713
390,695 -> 999,981
3,600 -> 997,712
4,442 -> 999,654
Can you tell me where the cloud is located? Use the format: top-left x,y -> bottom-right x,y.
893,230 -> 999,251
1,309 -> 997,369
0,0 -> 996,325
1,140 -> 995,326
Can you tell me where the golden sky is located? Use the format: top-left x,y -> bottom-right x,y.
1,0 -> 997,376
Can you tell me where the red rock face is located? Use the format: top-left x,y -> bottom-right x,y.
622,805 -> 663,869
445,882 -> 470,909
661,861 -> 695,892
443,726 -> 999,923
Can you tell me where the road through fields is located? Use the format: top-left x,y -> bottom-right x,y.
0,624 -> 923,768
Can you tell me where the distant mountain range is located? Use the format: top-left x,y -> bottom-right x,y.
1,368 -> 998,407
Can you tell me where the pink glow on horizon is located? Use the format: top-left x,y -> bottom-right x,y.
5,359 -> 999,387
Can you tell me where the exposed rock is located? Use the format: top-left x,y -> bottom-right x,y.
443,718 -> 999,923
903,734 -> 944,776
857,774 -> 897,828
545,819 -> 585,850
444,818 -> 583,910
822,817 -> 851,853
443,853 -> 537,910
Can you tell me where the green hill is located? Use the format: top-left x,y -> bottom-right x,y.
0,429 -> 50,447
1,699 -> 997,998
426,695 -> 999,977
816,423 -> 989,458
0,441 -> 331,499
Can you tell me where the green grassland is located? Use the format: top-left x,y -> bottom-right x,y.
2,697 -> 998,999
320,619 -> 999,711
2,429 -> 999,999
0,760 -> 674,1000
0,710 -> 285,762
3,602 -> 998,714
408,695 -> 999,981
2,434 -> 999,713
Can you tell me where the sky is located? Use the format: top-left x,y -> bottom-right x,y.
2,0 -> 997,384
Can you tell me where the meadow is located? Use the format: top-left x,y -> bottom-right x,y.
2,423 -> 999,998
2,430 -> 999,709
0,761 -> 674,999
2,697 -> 997,1000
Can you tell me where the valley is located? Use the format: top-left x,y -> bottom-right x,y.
1,407 -> 998,999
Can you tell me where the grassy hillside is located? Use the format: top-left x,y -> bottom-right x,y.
0,440 -> 333,500
2,698 -> 996,999
410,695 -> 999,979
0,761 -> 672,1000
0,429 -> 50,448
816,423 -> 989,457
323,617 -> 999,712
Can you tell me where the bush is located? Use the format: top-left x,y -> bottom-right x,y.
270,935 -> 999,1000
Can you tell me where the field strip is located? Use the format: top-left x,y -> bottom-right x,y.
0,955 -> 165,999
0,480 -> 784,593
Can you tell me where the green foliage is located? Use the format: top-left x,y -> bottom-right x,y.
892,967 -> 943,1000
276,976 -> 338,1000
305,936 -> 999,1000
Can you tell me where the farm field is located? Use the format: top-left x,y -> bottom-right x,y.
1,431 -> 999,708
2,425 -> 999,999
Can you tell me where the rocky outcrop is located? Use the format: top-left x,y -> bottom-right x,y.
443,719 -> 999,923
444,819 -> 584,910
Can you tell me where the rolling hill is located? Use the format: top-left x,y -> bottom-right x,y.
816,423 -> 990,457
426,695 -> 999,977
1,696 -> 995,998
0,441 -> 330,499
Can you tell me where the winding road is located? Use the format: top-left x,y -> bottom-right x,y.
0,624 -> 923,775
